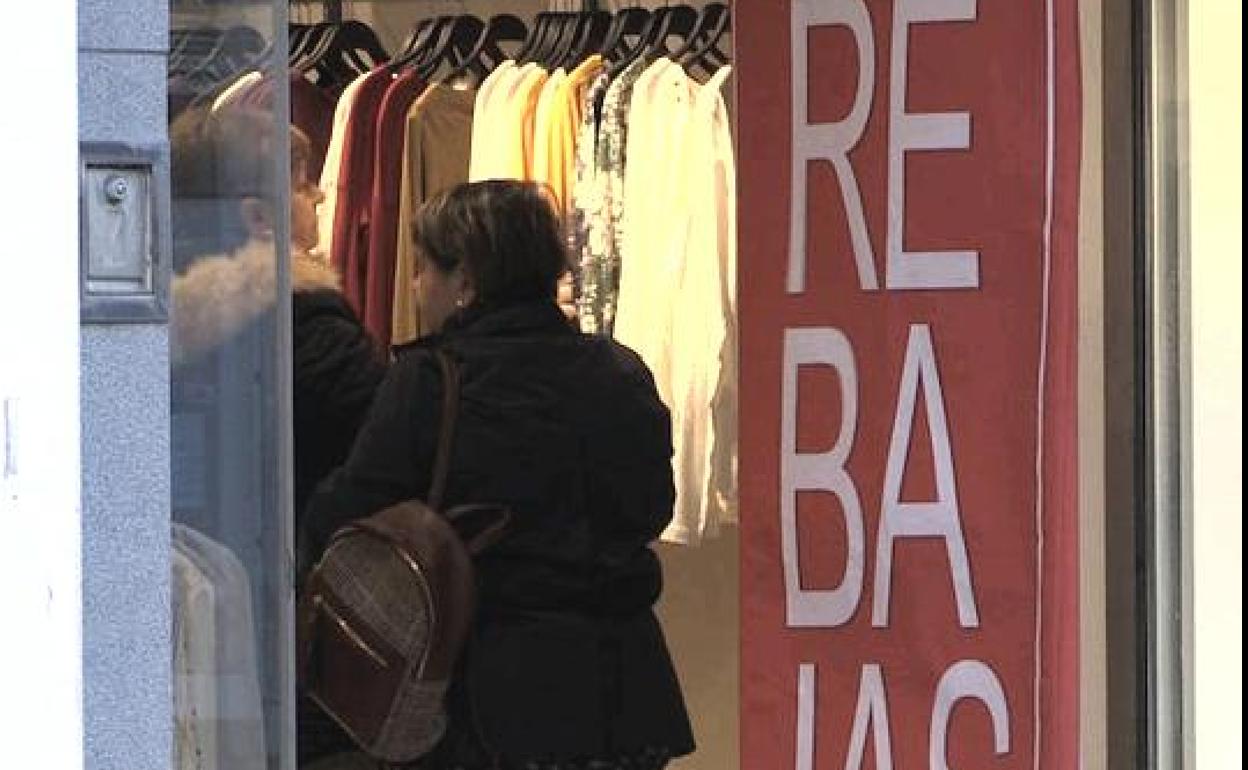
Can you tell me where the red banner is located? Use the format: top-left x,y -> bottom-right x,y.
737,1 -> 1081,767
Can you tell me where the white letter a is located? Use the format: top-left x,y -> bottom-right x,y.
873,325 -> 980,628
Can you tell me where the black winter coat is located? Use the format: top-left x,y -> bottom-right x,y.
292,288 -> 388,518
292,287 -> 389,766
302,300 -> 695,767
172,244 -> 386,522
171,243 -> 389,764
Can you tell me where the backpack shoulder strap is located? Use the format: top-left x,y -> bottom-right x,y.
427,348 -> 460,509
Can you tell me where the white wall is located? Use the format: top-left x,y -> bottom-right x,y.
0,5 -> 83,769
1187,0 -> 1242,767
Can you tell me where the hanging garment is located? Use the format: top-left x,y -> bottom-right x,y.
290,74 -> 339,178
392,84 -> 477,347
537,55 -> 605,215
173,545 -> 219,770
618,59 -> 696,539
531,68 -> 568,195
332,69 -> 393,313
569,70 -> 613,334
174,524 -> 267,770
239,72 -> 339,178
614,60 -> 740,545
318,73 -> 371,260
705,68 -> 740,533
363,70 -> 428,352
469,62 -> 539,182
480,64 -> 548,181
467,60 -> 517,182
531,57 -> 608,320
664,65 -> 737,544
614,58 -> 695,406
572,57 -> 649,336
517,67 -> 553,182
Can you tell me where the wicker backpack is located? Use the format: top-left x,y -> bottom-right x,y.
297,350 -> 508,763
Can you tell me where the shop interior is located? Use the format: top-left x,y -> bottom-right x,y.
168,2 -> 740,768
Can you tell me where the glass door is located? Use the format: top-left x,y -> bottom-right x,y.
167,1 -> 294,767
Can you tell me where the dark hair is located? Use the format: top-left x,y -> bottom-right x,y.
414,180 -> 569,308
169,105 -> 311,266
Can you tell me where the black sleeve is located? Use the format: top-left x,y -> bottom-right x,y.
291,309 -> 388,521
298,351 -> 441,572
627,357 -> 677,542
293,311 -> 387,434
597,344 -> 678,547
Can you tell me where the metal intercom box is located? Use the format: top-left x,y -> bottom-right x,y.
79,142 -> 171,323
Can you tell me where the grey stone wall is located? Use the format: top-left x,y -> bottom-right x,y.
78,2 -> 172,768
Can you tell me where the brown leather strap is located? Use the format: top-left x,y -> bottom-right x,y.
427,349 -> 459,509
444,504 -> 514,555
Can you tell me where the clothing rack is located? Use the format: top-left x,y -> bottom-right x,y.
180,0 -> 736,545
315,0 -> 604,23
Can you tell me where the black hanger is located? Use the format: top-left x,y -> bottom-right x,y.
218,25 -> 267,75
333,20 -> 390,72
541,12 -> 572,69
291,22 -> 335,73
299,20 -> 389,87
168,29 -> 191,73
482,14 -> 529,70
607,5 -> 695,78
170,27 -> 222,77
599,7 -> 650,64
550,11 -> 597,70
300,24 -> 350,85
292,24 -> 333,72
558,11 -> 597,69
515,11 -> 556,64
420,15 -> 466,75
185,26 -> 250,83
389,17 -> 443,72
533,12 -> 573,67
443,14 -> 528,86
669,3 -> 725,62
563,10 -> 612,69
289,23 -> 314,61
681,6 -> 731,77
418,15 -> 485,81
169,29 -> 192,70
644,5 -> 698,60
393,18 -> 433,65
555,11 -> 592,68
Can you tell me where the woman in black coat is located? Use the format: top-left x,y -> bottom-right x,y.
170,107 -> 387,523
302,181 -> 694,770
168,106 -> 386,763
170,107 -> 388,765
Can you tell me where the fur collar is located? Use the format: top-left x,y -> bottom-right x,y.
171,239 -> 342,366
292,247 -> 342,294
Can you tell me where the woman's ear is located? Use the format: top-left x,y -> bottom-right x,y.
240,196 -> 275,240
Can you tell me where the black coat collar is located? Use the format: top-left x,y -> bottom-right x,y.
442,300 -> 574,340
393,300 -> 574,357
